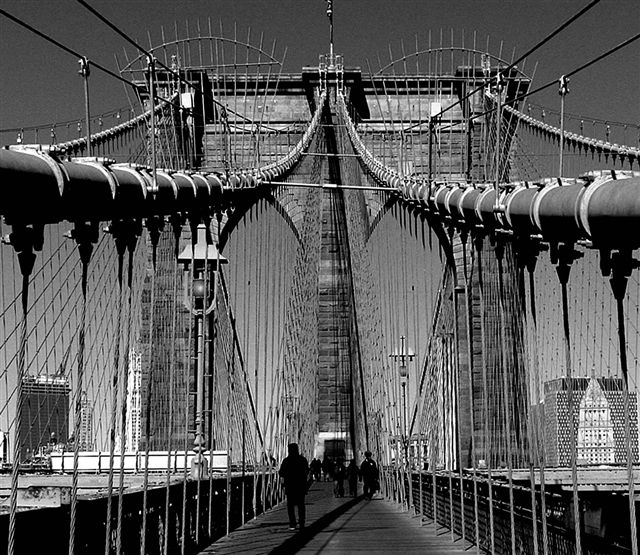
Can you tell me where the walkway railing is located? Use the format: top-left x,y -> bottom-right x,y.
389,471 -> 632,555
0,471 -> 283,554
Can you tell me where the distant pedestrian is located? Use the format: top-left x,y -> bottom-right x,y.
279,443 -> 309,530
346,459 -> 359,497
310,457 -> 322,481
321,456 -> 333,481
359,450 -> 379,500
333,458 -> 346,497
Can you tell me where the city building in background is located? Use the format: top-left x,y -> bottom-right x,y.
78,391 -> 94,451
126,350 -> 142,452
544,377 -> 638,466
19,375 -> 70,461
0,431 -> 7,463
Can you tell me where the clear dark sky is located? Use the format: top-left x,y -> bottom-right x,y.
1,0 -> 639,137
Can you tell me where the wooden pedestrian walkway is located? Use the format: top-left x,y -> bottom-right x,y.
199,482 -> 470,554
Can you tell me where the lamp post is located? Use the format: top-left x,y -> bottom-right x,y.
389,336 -> 415,447
178,224 -> 228,479
389,336 -> 415,509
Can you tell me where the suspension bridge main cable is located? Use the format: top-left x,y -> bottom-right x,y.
525,101 -> 640,130
0,105 -> 132,134
403,0 -> 603,132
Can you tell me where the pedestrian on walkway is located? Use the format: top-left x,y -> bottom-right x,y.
333,458 -> 346,497
359,450 -> 379,500
310,457 -> 322,481
279,443 -> 309,530
346,458 -> 359,497
321,456 -> 333,481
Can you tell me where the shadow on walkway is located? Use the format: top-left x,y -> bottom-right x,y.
268,495 -> 363,554
200,482 -> 470,554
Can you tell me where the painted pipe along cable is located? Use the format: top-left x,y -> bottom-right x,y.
50,101 -> 171,157
503,104 -> 640,167
336,91 -> 640,253
0,91 -> 327,226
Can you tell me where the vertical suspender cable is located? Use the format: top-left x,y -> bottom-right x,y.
527,264 -> 549,555
141,230 -> 157,555
521,258 -> 539,555
452,265 -> 466,543
258,203 -> 268,502
7,252 -> 34,555
556,252 -> 582,554
610,255 -> 639,555
104,236 -> 127,555
496,246 -> 517,555
462,235 -> 480,553
116,236 -> 138,555
69,231 -> 93,555
164,228 -> 180,555
476,239 -> 496,554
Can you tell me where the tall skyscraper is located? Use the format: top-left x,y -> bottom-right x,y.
78,391 -> 94,451
19,375 -> 70,461
126,350 -> 142,452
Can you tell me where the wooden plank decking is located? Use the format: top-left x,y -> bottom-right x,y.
199,482 -> 470,554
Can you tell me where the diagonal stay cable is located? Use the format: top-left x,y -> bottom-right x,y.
404,0 -> 602,131
0,7 -> 182,113
75,0 -> 270,127
451,31 -> 640,131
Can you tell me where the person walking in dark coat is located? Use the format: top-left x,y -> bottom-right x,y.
279,443 -> 309,530
321,456 -> 333,481
310,457 -> 322,481
359,450 -> 378,500
346,459 -> 359,497
333,458 -> 346,497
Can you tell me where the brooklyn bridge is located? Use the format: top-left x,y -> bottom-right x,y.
0,0 -> 639,553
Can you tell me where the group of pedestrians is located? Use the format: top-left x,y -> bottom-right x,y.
279,443 -> 379,531
309,456 -> 336,482
329,457 -> 362,497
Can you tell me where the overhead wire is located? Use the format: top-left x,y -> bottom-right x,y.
0,8 -> 184,115
436,31 -> 640,139
403,0 -> 603,132
74,0 -> 279,131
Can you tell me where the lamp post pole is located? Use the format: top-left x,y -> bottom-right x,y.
178,224 -> 228,480
326,0 -> 334,62
401,379 -> 407,448
389,335 -> 415,510
193,282 -> 206,469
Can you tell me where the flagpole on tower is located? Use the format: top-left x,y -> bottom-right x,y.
327,0 -> 334,61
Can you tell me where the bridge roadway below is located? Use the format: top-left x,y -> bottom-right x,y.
199,481 -> 470,554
